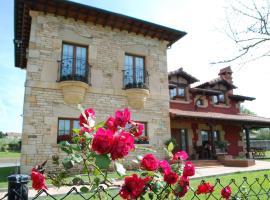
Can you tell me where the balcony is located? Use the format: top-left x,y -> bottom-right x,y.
123,70 -> 150,109
57,58 -> 91,104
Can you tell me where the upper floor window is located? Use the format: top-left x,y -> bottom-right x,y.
124,54 -> 148,89
57,118 -> 79,143
212,93 -> 226,104
170,88 -> 177,99
59,43 -> 89,83
169,86 -> 186,99
196,98 -> 204,106
178,87 -> 185,97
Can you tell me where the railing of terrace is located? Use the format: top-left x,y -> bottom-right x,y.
1,174 -> 270,200
57,58 -> 91,84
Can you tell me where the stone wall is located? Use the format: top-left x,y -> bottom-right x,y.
20,11 -> 171,173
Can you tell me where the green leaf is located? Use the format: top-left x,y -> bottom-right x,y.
59,141 -> 73,154
80,186 -> 89,193
62,157 -> 75,169
72,176 -> 84,185
71,154 -> 83,163
73,128 -> 80,135
167,142 -> 174,152
95,121 -> 105,130
115,161 -> 126,177
93,168 -> 100,176
95,154 -> 111,169
84,132 -> 93,140
71,144 -> 81,151
164,147 -> 173,157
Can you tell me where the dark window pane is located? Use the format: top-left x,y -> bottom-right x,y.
73,120 -> 80,130
212,95 -> 218,104
124,54 -> 145,88
62,44 -> 74,76
135,57 -> 144,84
75,46 -> 87,76
178,87 -> 185,97
218,94 -> 225,103
58,119 -> 70,136
124,55 -> 133,86
170,88 -> 177,98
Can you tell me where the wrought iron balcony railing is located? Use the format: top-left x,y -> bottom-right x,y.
57,58 -> 91,84
123,69 -> 149,90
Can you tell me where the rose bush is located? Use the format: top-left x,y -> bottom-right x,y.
30,106 -> 232,199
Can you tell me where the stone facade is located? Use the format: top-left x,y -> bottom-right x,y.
21,11 -> 171,173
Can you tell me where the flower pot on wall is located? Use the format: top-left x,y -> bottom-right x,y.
59,81 -> 89,104
126,88 -> 150,109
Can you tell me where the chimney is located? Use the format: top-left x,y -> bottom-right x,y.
219,66 -> 233,84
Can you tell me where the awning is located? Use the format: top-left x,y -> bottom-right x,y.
170,108 -> 270,128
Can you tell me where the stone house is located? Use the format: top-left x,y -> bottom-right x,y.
169,67 -> 270,160
14,0 -> 186,173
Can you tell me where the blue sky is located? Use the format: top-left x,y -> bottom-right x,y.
1,0 -> 270,133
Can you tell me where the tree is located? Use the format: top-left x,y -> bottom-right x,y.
0,131 -> 7,138
214,0 -> 270,64
240,105 -> 256,115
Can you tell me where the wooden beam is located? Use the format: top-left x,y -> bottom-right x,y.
74,8 -> 80,21
119,18 -> 127,31
84,10 -> 90,23
127,21 -> 135,33
43,0 -> 48,15
64,4 -> 69,19
54,4 -> 58,16
94,13 -> 99,25
102,14 -> 109,27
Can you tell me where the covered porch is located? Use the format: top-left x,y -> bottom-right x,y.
170,109 -> 270,160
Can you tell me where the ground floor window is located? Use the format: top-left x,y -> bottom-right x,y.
135,122 -> 148,144
57,118 -> 79,143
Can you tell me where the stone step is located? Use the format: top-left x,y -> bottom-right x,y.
191,160 -> 223,167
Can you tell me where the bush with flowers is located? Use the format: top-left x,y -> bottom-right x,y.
30,106 -> 232,199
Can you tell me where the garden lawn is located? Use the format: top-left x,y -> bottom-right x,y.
0,151 -> 20,159
35,170 -> 270,200
0,166 -> 19,188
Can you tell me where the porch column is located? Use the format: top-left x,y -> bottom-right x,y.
209,124 -> 216,159
244,127 -> 251,158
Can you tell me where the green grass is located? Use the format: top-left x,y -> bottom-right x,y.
32,170 -> 270,200
1,168 -> 269,199
0,151 -> 21,158
0,166 -> 20,188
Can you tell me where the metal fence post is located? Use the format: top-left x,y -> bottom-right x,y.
7,174 -> 30,200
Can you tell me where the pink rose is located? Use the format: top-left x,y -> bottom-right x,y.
221,186 -> 231,199
196,182 -> 214,195
91,128 -> 113,155
183,161 -> 195,177
110,131 -> 134,160
106,116 -> 118,133
114,108 -> 130,127
172,151 -> 189,161
31,168 -> 48,191
79,108 -> 95,127
179,175 -> 190,187
120,174 -> 150,199
140,154 -> 159,171
159,160 -> 171,174
164,171 -> 178,185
